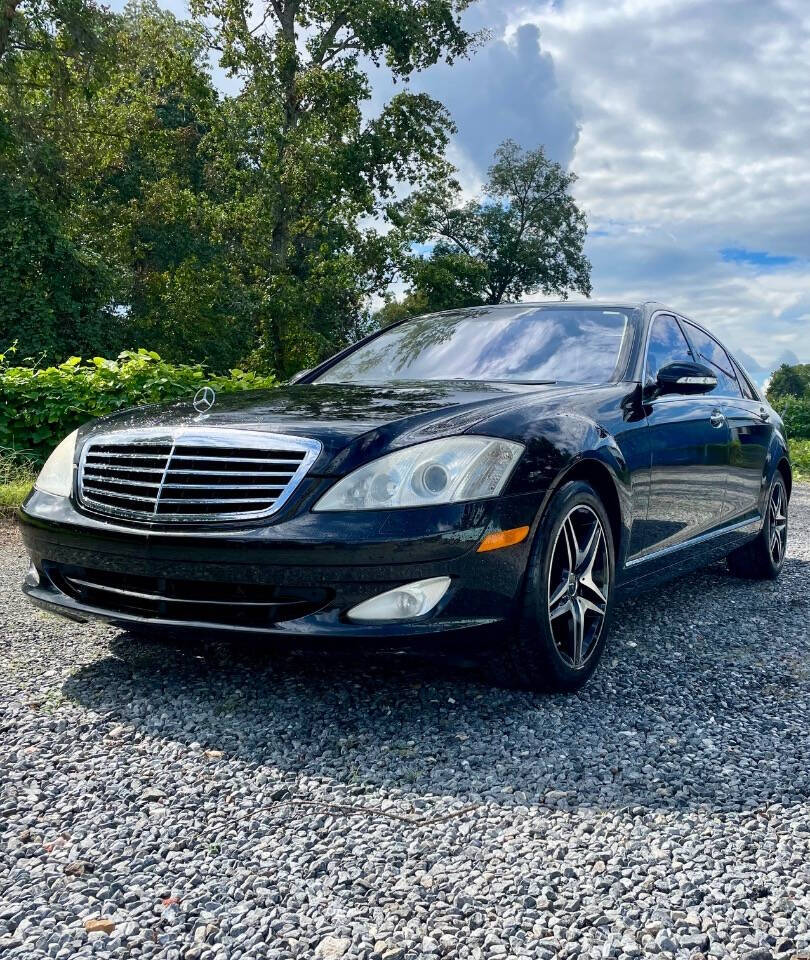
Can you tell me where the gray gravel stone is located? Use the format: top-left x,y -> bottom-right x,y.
1,485 -> 810,959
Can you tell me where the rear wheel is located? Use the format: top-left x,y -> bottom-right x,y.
490,480 -> 615,692
727,472 -> 788,579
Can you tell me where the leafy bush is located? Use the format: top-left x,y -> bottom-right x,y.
775,396 -> 810,441
789,439 -> 810,480
0,348 -> 277,465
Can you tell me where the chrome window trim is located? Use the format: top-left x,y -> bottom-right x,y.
641,310 -> 695,387
77,427 -> 322,524
641,310 -> 748,401
678,318 -> 744,398
729,356 -> 763,403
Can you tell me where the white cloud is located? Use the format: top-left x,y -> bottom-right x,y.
412,21 -> 581,172
504,0 -> 810,366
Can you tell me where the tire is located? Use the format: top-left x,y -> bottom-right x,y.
489,480 -> 615,692
727,471 -> 788,580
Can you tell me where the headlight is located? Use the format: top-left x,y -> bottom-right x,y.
34,430 -> 79,498
313,436 -> 524,511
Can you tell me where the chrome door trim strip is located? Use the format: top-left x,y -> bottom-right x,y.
625,514 -> 759,568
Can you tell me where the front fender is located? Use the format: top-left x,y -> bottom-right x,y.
505,412 -> 627,495
501,413 -> 632,562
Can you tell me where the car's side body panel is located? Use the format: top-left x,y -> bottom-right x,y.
722,394 -> 774,521
638,393 -> 731,554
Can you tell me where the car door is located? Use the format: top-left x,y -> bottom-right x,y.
637,313 -> 730,557
681,322 -> 773,521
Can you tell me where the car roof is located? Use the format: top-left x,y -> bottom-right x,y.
443,300 -> 672,314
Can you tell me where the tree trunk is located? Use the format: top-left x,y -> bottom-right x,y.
266,1 -> 300,375
0,0 -> 20,61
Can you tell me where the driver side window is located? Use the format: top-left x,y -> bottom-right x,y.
646,314 -> 694,382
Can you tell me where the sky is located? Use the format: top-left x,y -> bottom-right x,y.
117,0 -> 810,371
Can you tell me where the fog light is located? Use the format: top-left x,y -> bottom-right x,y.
346,577 -> 451,622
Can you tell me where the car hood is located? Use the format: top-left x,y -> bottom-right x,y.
81,380 -> 576,474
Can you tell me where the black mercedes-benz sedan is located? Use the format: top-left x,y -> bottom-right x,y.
19,302 -> 791,690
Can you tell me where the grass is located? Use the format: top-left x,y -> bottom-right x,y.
789,438 -> 810,482
0,454 -> 36,517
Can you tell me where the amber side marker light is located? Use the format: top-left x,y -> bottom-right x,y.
477,525 -> 530,553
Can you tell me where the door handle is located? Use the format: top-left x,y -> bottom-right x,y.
710,409 -> 726,428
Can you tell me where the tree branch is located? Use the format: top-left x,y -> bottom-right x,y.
317,34 -> 362,67
437,224 -> 473,257
310,12 -> 347,66
248,11 -> 272,35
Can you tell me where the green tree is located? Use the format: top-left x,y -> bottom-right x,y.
71,1 -> 255,371
2,0 -> 484,374
389,139 -> 591,316
191,0 -> 479,376
767,363 -> 810,401
0,0 -> 119,358
1,1 -> 255,369
0,176 -> 120,360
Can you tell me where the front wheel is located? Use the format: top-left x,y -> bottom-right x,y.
727,472 -> 788,580
490,480 -> 615,692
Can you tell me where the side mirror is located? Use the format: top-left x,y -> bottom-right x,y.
656,361 -> 717,396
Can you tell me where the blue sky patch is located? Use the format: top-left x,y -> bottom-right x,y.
720,248 -> 797,268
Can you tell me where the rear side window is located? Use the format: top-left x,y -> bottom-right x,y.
732,359 -> 759,400
682,322 -> 743,397
645,314 -> 694,381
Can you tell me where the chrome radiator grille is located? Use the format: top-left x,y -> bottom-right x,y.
77,429 -> 321,522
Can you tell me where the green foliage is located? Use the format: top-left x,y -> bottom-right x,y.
2,0 -> 482,374
1,0 -> 253,369
777,396 -> 810,441
189,0 -> 479,376
0,451 -> 35,516
0,346 -> 277,464
387,139 -> 592,317
0,176 -> 119,361
789,438 -> 810,480
767,363 -> 810,403
766,364 -> 810,440
1,0 -> 122,361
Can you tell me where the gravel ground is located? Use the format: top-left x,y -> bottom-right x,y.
1,489 -> 809,960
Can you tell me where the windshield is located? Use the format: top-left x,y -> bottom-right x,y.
315,306 -> 634,385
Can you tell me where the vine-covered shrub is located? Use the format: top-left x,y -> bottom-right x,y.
777,396 -> 810,441
0,348 -> 277,465
789,439 -> 810,479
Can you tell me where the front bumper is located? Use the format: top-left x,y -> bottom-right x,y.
19,489 -> 540,646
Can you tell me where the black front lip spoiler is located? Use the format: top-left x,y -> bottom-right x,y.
18,489 -> 542,644
22,566 -> 500,643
